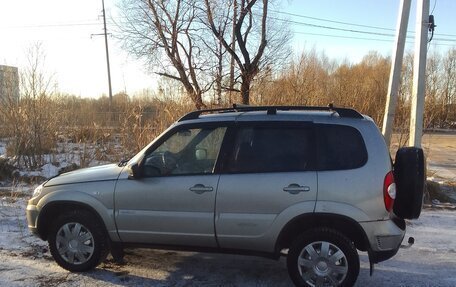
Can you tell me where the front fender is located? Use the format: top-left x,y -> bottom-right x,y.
36,181 -> 119,241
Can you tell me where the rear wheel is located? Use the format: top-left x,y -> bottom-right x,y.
287,228 -> 359,287
48,210 -> 108,271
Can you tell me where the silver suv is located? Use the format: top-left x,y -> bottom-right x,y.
26,105 -> 424,286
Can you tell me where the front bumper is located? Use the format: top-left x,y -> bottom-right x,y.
26,203 -> 40,236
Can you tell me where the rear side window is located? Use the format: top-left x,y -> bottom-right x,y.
317,124 -> 367,170
226,125 -> 315,173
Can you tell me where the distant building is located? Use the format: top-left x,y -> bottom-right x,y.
0,65 -> 19,105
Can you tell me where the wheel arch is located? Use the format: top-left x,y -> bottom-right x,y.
37,201 -> 108,241
275,213 -> 369,254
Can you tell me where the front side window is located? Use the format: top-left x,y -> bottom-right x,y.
143,126 -> 227,176
226,125 -> 315,173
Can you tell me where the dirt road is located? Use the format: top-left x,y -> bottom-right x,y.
392,131 -> 456,182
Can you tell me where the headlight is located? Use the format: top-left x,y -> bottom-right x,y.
32,184 -> 43,198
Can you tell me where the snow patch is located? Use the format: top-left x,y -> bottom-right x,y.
0,141 -> 6,158
0,195 -> 455,286
18,163 -> 62,179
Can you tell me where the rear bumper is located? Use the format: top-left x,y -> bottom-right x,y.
370,246 -> 401,263
360,217 -> 406,256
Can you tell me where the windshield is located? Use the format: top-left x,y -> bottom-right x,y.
127,123 -> 176,166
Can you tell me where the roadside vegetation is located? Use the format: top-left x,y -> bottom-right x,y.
0,45 -> 455,200
1,1 -> 455,176
1,48 -> 455,158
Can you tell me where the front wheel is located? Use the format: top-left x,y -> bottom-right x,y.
48,210 -> 108,272
287,228 -> 359,287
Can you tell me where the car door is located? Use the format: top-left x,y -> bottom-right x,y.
215,122 -> 318,252
114,124 -> 228,247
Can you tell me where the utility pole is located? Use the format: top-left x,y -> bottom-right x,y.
102,0 -> 113,106
382,0 -> 412,148
92,0 -> 113,106
409,0 -> 430,148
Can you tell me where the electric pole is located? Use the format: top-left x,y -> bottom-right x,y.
92,0 -> 113,106
382,0 -> 412,148
409,0 -> 430,148
102,0 -> 113,106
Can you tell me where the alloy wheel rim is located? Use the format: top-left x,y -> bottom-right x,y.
297,241 -> 348,286
56,222 -> 95,265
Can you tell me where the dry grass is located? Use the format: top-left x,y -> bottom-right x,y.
0,93 -> 194,170
425,180 -> 456,204
0,47 -> 455,172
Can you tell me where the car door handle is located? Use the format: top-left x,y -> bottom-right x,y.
189,184 -> 213,194
283,184 -> 310,194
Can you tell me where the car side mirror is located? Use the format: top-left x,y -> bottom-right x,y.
128,163 -> 142,179
195,148 -> 207,160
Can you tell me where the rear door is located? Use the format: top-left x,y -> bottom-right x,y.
215,122 -> 318,251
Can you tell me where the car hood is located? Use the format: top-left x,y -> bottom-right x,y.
44,164 -> 124,187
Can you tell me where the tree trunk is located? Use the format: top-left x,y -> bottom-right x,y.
188,90 -> 206,110
240,76 -> 250,105
229,0 -> 238,105
216,40 -> 223,105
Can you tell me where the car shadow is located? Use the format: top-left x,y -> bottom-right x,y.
355,253 -> 456,287
80,249 -> 456,286
81,248 -> 292,286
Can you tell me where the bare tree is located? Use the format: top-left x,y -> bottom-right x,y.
0,43 -> 58,168
119,0 -> 212,109
205,0 -> 289,104
195,4 -> 231,105
442,48 -> 456,123
425,51 -> 442,128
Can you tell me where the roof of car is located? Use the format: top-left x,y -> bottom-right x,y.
178,105 -> 366,123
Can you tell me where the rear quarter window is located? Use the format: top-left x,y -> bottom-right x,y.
317,124 -> 367,170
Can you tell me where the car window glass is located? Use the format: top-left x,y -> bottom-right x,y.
143,127 -> 227,176
226,125 -> 314,173
317,124 -> 367,170
155,129 -> 198,154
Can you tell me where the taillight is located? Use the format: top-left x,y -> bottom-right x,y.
383,171 -> 396,212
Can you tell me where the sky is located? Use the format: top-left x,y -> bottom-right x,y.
0,0 -> 455,98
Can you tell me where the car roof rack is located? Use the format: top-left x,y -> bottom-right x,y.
178,103 -> 364,122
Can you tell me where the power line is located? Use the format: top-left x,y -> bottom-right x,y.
265,14 -> 396,37
269,8 -> 396,32
293,31 -> 455,47
267,8 -> 456,38
293,32 -> 394,43
262,12 -> 456,43
3,6 -> 453,45
0,22 -> 101,29
431,0 -> 437,14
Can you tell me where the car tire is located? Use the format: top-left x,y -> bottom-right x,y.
48,210 -> 109,272
393,147 -> 425,219
287,228 -> 359,287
